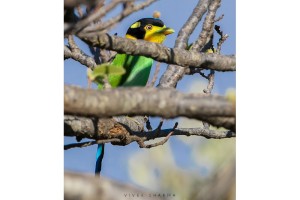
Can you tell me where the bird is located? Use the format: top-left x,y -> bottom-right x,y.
95,17 -> 175,175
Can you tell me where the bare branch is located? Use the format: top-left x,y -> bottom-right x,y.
203,70 -> 215,94
65,115 -> 235,140
76,5 -> 84,18
65,171 -> 154,200
64,115 -> 235,149
64,0 -> 99,8
138,122 -> 178,148
202,70 -> 215,129
65,36 -> 97,69
158,0 -> 221,88
65,85 -> 235,119
147,62 -> 161,87
175,0 -> 213,49
192,0 -> 221,51
78,33 -> 236,72
84,0 -> 159,33
66,0 -> 126,34
214,14 -> 225,22
215,25 -> 229,54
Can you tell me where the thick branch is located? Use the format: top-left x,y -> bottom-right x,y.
78,33 -> 236,71
65,171 -> 153,200
65,85 -> 234,118
65,115 -> 235,140
64,115 -> 235,149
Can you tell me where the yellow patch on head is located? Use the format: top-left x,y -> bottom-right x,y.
130,22 -> 141,29
144,25 -> 168,44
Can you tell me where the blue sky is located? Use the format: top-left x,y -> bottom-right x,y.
64,0 -> 236,188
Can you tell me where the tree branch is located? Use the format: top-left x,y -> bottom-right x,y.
65,85 -> 234,118
175,0 -> 213,49
64,0 -> 99,8
191,0 -> 221,51
84,0 -> 159,33
158,0 -> 214,88
64,115 -> 235,149
65,171 -> 154,200
64,40 -> 97,69
65,0 -> 126,34
77,33 -> 236,72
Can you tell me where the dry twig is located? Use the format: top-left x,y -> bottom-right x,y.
64,38 -> 97,70
84,0 -> 158,33
147,62 -> 161,87
158,0 -> 213,88
66,0 -> 126,34
138,122 -> 178,148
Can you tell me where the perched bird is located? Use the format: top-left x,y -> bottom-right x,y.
95,18 -> 174,175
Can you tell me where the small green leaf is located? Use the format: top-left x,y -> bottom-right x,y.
88,63 -> 126,81
108,65 -> 126,75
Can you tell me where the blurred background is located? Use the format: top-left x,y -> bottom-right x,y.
64,0 -> 236,199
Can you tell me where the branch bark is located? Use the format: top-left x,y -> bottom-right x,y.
65,115 -> 235,141
65,171 -> 154,200
77,33 -> 235,71
66,0 -> 126,34
175,0 -> 213,50
64,45 -> 97,70
191,0 -> 221,51
83,0 -> 159,33
158,0 -> 217,88
65,85 -> 235,119
64,0 -> 99,8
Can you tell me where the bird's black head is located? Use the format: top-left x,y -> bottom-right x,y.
125,18 -> 174,43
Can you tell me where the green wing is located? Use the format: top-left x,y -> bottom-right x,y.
102,54 -> 153,88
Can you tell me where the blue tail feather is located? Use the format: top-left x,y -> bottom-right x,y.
95,144 -> 105,175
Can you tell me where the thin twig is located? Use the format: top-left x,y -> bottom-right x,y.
76,6 -> 84,18
138,122 -> 178,148
214,14 -> 224,22
147,62 -> 161,87
215,25 -> 229,54
66,0 -> 126,34
65,36 -> 97,69
84,0 -> 158,33
202,69 -> 215,129
203,70 -> 215,94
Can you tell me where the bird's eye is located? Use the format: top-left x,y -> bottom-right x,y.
145,25 -> 152,30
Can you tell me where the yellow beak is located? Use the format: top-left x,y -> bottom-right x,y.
158,27 -> 175,35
